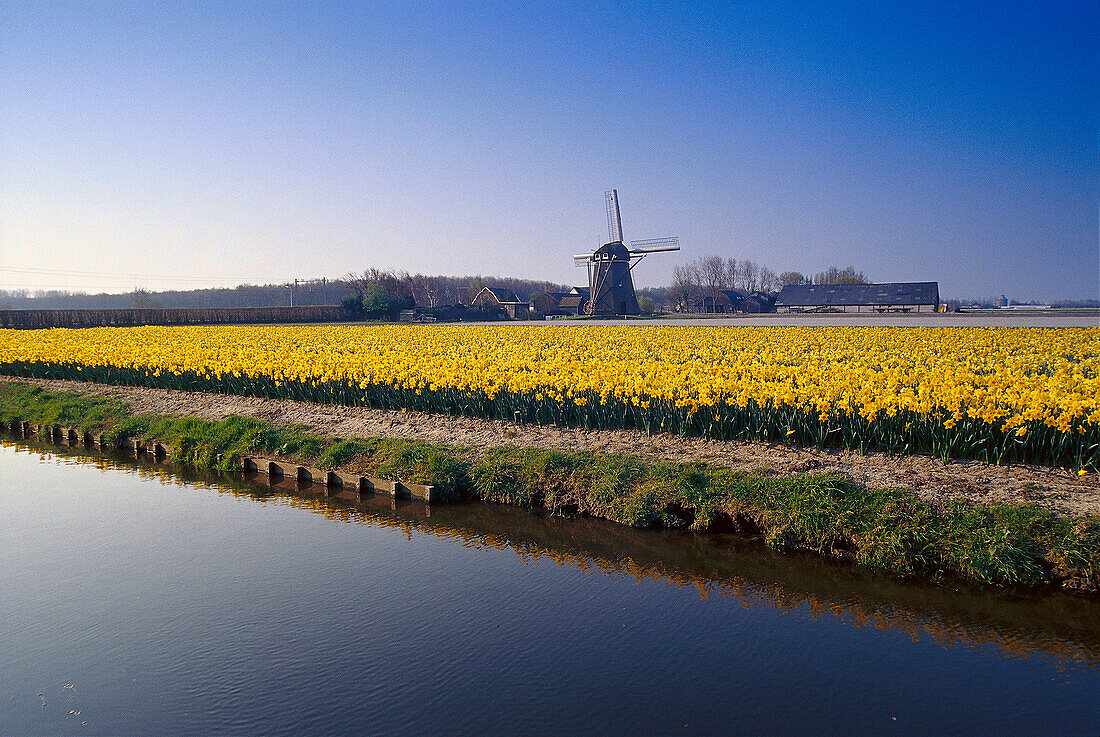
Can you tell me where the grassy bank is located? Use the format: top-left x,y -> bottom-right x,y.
1,380 -> 1096,592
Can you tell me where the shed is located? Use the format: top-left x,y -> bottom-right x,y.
557,286 -> 591,316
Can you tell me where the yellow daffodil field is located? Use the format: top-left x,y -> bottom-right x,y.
1,324 -> 1097,468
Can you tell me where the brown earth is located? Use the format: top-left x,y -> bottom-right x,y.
18,377 -> 1100,517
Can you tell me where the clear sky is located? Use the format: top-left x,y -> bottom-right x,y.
1,1 -> 1097,300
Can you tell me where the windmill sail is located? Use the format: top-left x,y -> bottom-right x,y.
605,190 -> 624,243
629,237 -> 679,253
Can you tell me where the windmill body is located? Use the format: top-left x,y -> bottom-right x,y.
573,190 -> 679,315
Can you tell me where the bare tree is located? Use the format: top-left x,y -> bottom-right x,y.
697,255 -> 727,304
737,260 -> 761,292
464,275 -> 487,305
345,268 -> 413,308
724,258 -> 738,291
408,273 -> 439,309
437,280 -> 461,307
669,264 -> 700,312
128,288 -> 162,309
758,266 -> 778,293
813,265 -> 869,285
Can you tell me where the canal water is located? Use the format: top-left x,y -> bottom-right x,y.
1,440 -> 1098,736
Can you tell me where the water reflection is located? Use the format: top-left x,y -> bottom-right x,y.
5,436 -> 1099,668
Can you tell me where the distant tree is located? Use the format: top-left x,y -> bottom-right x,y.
668,264 -> 700,312
737,260 -> 761,292
724,258 -> 738,290
340,293 -> 364,315
778,271 -> 811,287
347,269 -> 414,312
638,295 -> 655,315
361,282 -> 391,313
635,286 -> 668,313
758,266 -> 778,293
464,275 -> 487,305
408,273 -> 439,308
813,265 -> 869,285
1050,298 -> 1100,308
128,288 -> 162,309
697,255 -> 727,303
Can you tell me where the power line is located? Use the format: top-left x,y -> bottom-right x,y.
0,265 -> 251,284
0,266 -> 340,287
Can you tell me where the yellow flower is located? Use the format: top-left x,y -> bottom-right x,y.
0,323 -> 1094,460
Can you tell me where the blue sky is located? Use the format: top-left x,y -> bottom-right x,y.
1,1 -> 1096,300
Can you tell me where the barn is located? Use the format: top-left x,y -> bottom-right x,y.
775,282 -> 940,313
471,287 -> 531,319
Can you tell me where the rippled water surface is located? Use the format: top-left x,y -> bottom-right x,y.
2,439 -> 1099,736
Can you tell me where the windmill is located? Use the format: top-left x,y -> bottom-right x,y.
573,190 -> 680,315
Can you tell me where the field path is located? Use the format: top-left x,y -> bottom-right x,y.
20,377 -> 1100,517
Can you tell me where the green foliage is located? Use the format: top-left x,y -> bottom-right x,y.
813,265 -> 869,285
778,271 -> 811,287
361,282 -> 391,313
376,440 -> 467,494
318,438 -> 372,469
0,382 -> 130,430
340,294 -> 365,314
470,448 -> 530,505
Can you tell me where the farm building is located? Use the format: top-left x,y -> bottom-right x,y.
471,287 -> 531,319
701,290 -> 748,313
775,282 -> 940,312
530,291 -> 571,315
742,292 -> 777,313
557,287 -> 591,316
700,290 -> 777,314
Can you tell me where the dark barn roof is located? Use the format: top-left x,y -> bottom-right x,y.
475,287 -> 526,304
776,282 -> 939,307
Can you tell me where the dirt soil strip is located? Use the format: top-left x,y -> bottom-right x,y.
18,377 -> 1100,517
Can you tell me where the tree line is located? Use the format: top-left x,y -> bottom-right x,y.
665,257 -> 868,311
0,284 -> 340,310
0,272 -> 567,313
1,262 -> 869,315
341,269 -> 567,316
